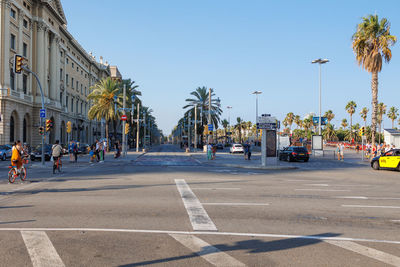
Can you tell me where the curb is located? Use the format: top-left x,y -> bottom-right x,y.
212,163 -> 298,170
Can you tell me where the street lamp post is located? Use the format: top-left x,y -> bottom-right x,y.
311,58 -> 329,135
252,91 -> 262,144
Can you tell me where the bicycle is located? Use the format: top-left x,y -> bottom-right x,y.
53,156 -> 62,174
8,157 -> 28,183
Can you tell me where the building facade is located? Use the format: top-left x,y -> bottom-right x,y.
0,0 -> 116,146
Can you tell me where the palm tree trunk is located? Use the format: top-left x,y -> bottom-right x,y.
350,114 -> 353,141
105,120 -> 110,152
392,119 -> 394,129
371,71 -> 378,146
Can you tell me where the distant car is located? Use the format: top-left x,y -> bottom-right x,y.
30,144 -> 52,161
216,143 -> 224,150
230,144 -> 244,154
0,145 -> 12,161
279,146 -> 309,162
77,143 -> 89,154
371,149 -> 400,171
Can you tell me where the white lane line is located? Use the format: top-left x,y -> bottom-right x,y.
336,196 -> 368,199
191,188 -> 241,190
286,180 -> 328,182
305,184 -> 330,186
391,220 -> 400,222
21,231 -> 65,267
175,179 -> 217,231
295,189 -> 350,192
337,196 -> 400,200
6,228 -> 400,245
170,234 -> 246,267
203,203 -> 270,206
326,240 -> 400,267
342,205 -> 400,209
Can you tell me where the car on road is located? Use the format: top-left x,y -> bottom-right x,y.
215,143 -> 224,150
279,146 -> 309,162
30,144 -> 52,161
0,145 -> 12,161
77,143 -> 89,154
230,144 -> 244,154
371,149 -> 400,171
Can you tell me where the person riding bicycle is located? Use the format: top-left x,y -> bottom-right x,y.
11,140 -> 23,173
52,140 -> 63,173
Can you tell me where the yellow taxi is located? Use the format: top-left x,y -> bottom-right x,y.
371,149 -> 400,171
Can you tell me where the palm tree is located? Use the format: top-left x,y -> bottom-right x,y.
221,119 -> 229,143
234,117 -> 245,143
377,102 -> 387,142
285,112 -> 294,132
88,77 -> 121,151
387,107 -> 398,128
302,117 -> 313,138
352,14 -> 397,145
345,101 -> 357,140
360,107 -> 369,128
324,110 -> 335,124
294,115 -> 301,129
323,123 -> 337,141
341,119 -> 348,129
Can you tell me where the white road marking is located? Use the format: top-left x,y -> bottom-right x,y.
3,228 -> 399,245
336,196 -> 368,199
203,203 -> 270,206
342,205 -> 400,209
191,188 -> 241,190
295,189 -> 350,192
326,240 -> 400,267
391,220 -> 400,222
286,180 -> 328,182
305,184 -> 330,186
21,231 -> 65,267
337,196 -> 400,200
170,234 -> 246,267
175,179 -> 217,231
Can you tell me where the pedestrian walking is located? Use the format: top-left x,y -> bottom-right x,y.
340,142 -> 345,160
212,144 -> 217,160
335,143 -> 341,161
207,143 -> 212,160
73,141 -> 78,163
244,143 -> 249,160
247,143 -> 252,160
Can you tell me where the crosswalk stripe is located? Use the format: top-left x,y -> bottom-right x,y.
326,240 -> 400,266
21,231 -> 65,267
170,234 -> 246,267
175,179 -> 217,231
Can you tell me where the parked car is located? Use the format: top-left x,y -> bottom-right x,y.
230,144 -> 244,154
0,145 -> 12,161
30,144 -> 52,161
77,143 -> 89,154
216,143 -> 224,150
371,149 -> 400,171
279,146 -> 309,162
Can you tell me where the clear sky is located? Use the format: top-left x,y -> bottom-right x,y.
62,0 -> 400,134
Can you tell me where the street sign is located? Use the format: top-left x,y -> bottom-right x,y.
257,115 -> 277,124
312,116 -> 328,126
208,124 -> 213,131
121,115 -> 127,121
40,109 -> 46,118
257,122 -> 277,130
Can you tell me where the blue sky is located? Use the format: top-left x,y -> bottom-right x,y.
62,0 -> 400,134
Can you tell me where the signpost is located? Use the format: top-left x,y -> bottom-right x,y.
121,115 -> 127,121
40,109 -> 46,118
257,114 -> 278,166
208,124 -> 213,131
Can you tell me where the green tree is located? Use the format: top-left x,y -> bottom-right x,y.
341,118 -> 348,129
88,77 -> 122,151
377,102 -> 387,142
234,117 -> 245,143
294,115 -> 301,129
221,119 -> 229,143
324,110 -> 335,124
352,14 -> 397,145
285,112 -> 294,131
387,106 -> 398,128
345,101 -> 357,140
323,123 -> 337,141
360,107 -> 369,128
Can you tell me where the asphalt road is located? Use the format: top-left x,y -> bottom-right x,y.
0,144 -> 399,266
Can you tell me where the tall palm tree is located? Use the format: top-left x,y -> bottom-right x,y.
88,77 -> 122,151
345,101 -> 357,140
341,119 -> 348,129
234,117 -> 245,143
360,107 -> 369,128
352,14 -> 397,145
387,106 -> 398,128
323,123 -> 337,141
221,119 -> 229,143
294,115 -> 301,129
324,110 -> 335,124
302,117 -> 313,138
377,102 -> 387,142
285,112 -> 294,132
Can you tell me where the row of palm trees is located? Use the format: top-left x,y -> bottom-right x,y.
88,77 -> 162,150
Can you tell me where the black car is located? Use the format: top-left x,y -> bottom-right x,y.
30,144 -> 52,161
279,146 -> 309,162
215,143 -> 224,150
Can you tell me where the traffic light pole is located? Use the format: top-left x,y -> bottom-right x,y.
122,85 -> 126,157
23,67 -> 45,165
136,103 -> 140,152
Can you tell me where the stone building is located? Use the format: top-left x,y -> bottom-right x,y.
0,0 -> 117,146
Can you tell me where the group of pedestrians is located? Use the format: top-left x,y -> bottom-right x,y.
89,139 -> 107,163
207,143 -> 217,160
365,142 -> 395,159
335,143 -> 345,161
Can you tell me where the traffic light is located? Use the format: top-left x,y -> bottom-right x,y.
14,54 -> 25,74
46,119 -> 52,132
39,126 -> 44,135
359,126 -> 365,136
67,121 -> 72,133
125,123 -> 130,135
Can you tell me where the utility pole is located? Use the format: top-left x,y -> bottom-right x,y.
208,88 -> 211,144
194,105 -> 197,152
122,84 -> 126,156
136,102 -> 140,152
188,111 -> 191,152
143,112 -> 146,151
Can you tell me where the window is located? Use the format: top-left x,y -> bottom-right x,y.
10,69 -> 15,90
23,19 -> 28,28
60,68 -> 63,81
10,34 -> 15,50
76,67 -> 78,72
60,51 -> 63,58
66,95 -> 68,109
85,87 -> 87,96
66,58 -> 69,64
76,81 -> 78,90
71,78 -> 74,88
60,92 -> 63,105
71,98 -> 73,112
66,74 -> 69,85
76,101 -> 78,114
80,84 -> 83,94
23,43 -> 27,57
72,63 -> 74,68
80,103 -> 83,114
10,9 -> 16,19
22,74 -> 27,94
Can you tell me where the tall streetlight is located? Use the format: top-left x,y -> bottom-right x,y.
252,91 -> 262,144
311,58 -> 329,135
